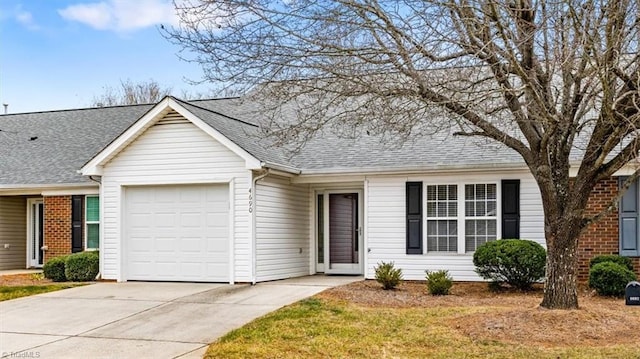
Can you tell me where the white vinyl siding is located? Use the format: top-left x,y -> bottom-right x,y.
0,197 -> 27,270
100,116 -> 251,282
255,176 -> 310,281
366,172 -> 544,281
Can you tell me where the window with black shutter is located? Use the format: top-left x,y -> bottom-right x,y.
406,182 -> 423,254
71,195 -> 84,253
501,180 -> 520,239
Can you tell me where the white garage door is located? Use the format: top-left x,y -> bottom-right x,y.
124,184 -> 230,282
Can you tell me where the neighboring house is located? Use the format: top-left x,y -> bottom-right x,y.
1,97 -> 638,281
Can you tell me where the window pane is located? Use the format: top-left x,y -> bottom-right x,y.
87,223 -> 99,249
437,185 -> 447,200
427,220 -> 457,252
437,202 -> 447,217
427,202 -> 436,217
448,236 -> 458,251
449,185 -> 457,200
476,184 -> 486,199
487,220 -> 497,236
476,201 -> 486,216
449,221 -> 457,235
465,201 -> 474,216
438,236 -> 448,251
449,202 -> 457,217
438,220 -> 448,234
487,184 -> 497,199
465,184 -> 473,200
465,219 -> 474,234
427,220 -> 437,235
465,235 -> 475,252
487,201 -> 497,216
477,220 -> 486,235
427,185 -> 436,201
427,236 -> 437,251
86,196 -> 99,222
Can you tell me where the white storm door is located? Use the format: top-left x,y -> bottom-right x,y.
27,199 -> 44,268
323,190 -> 363,275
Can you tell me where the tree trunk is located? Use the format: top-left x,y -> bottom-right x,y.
540,228 -> 580,309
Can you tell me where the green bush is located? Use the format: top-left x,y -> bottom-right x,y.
43,255 -> 68,282
425,270 -> 453,295
65,251 -> 99,282
589,254 -> 634,271
588,261 -> 637,297
374,261 -> 403,290
473,239 -> 546,290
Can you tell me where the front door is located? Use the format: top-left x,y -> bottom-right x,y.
28,199 -> 44,268
319,191 -> 363,275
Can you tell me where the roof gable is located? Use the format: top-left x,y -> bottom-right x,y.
80,97 -> 262,176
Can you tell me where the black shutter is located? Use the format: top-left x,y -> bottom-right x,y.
406,182 -> 423,254
501,180 -> 520,239
619,177 -> 639,256
71,195 -> 84,253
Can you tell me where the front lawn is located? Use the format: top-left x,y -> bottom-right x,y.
205,281 -> 640,359
0,284 -> 82,301
0,273 -> 86,301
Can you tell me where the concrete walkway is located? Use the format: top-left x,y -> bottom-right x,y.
0,276 -> 361,359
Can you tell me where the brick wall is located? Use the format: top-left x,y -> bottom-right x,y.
43,196 -> 72,261
578,178 -> 640,281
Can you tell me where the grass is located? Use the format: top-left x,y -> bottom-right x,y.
0,273 -> 87,301
0,283 -> 83,301
205,296 -> 640,359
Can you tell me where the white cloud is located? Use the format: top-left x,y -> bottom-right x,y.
58,0 -> 179,32
9,4 -> 40,31
16,10 -> 39,30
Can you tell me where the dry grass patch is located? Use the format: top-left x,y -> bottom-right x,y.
0,273 -> 86,301
205,281 -> 640,359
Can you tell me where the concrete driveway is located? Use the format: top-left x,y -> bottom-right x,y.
0,276 -> 360,359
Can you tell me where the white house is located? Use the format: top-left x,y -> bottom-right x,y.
1,96 -> 638,282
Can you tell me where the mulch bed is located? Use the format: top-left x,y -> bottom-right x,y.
318,280 -> 640,347
0,273 -> 53,286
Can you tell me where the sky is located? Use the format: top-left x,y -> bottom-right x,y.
0,0 -> 213,114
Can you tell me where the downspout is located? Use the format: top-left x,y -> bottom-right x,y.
251,169 -> 270,285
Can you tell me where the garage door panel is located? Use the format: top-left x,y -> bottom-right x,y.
124,184 -> 230,282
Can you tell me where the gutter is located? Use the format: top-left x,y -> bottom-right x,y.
251,169 -> 270,285
298,162 -> 532,176
262,161 -> 301,174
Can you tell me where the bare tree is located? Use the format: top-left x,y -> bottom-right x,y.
91,79 -> 173,106
166,0 -> 640,309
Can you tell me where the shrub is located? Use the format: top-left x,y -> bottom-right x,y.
374,261 -> 403,290
473,239 -> 546,290
65,251 -> 99,282
588,261 -> 637,297
425,270 -> 453,295
589,254 -> 634,271
43,256 -> 68,282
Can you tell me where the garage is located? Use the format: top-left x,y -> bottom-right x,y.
124,184 -> 230,282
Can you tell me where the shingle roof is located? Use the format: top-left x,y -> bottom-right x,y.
0,96 -> 530,187
0,105 -> 152,186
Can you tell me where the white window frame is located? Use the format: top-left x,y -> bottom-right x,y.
85,195 -> 100,250
424,181 -> 501,255
463,183 -> 498,253
425,184 -> 459,253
